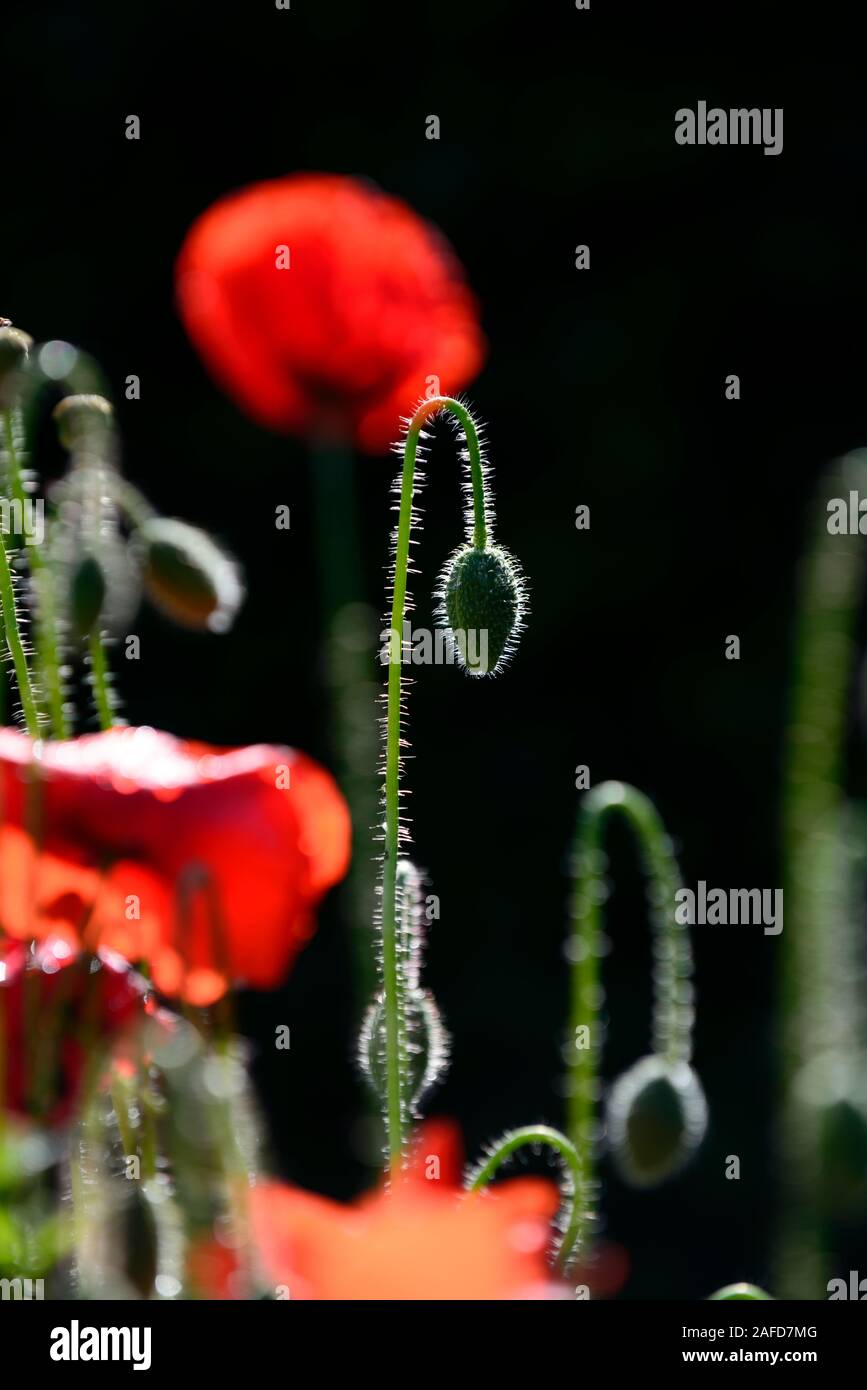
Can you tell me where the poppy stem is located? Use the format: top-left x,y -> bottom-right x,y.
1,406 -> 69,738
466,1124 -> 583,1271
0,508 -> 41,740
87,629 -> 115,730
566,781 -> 694,1252
776,449 -> 867,1297
380,397 -> 488,1175
309,439 -> 380,1016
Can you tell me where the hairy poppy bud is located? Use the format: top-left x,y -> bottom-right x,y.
360,989 -> 449,1122
435,543 -> 526,676
606,1054 -> 707,1187
0,326 -> 32,392
136,517 -> 243,632
52,394 -> 114,451
70,552 -> 107,637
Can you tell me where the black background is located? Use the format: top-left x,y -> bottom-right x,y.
5,1 -> 867,1298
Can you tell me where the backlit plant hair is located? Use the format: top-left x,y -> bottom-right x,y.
0,323 -> 244,739
566,781 -> 705,1252
366,396 -> 582,1275
370,396 -> 528,1176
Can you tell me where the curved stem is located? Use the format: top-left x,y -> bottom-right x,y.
2,408 -> 68,738
566,781 -> 692,1250
466,1124 -> 583,1271
380,397 -> 488,1176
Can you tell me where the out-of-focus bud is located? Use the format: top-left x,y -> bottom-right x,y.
52,394 -> 114,451
136,518 -> 244,633
70,552 -> 107,637
606,1054 -> 707,1188
0,326 -> 33,403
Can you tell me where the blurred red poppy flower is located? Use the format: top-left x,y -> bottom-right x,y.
175,173 -> 485,453
0,935 -> 147,1122
0,725 -> 351,1005
246,1121 -> 564,1300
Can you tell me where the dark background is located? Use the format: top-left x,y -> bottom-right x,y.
5,1 -> 867,1297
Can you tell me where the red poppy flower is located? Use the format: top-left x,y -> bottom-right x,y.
0,725 -> 351,1005
0,935 -> 147,1122
246,1121 -> 564,1300
175,174 -> 485,453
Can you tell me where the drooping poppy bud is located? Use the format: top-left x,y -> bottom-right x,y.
135,517 -> 243,632
435,543 -> 526,676
0,326 -> 32,399
606,1054 -> 707,1188
52,394 -> 114,451
360,859 -> 449,1125
70,552 -> 107,637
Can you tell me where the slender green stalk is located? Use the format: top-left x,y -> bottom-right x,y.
2,407 -> 68,738
0,521 -> 40,740
87,629 -> 114,731
110,1076 -> 138,1160
776,450 -> 867,1297
466,1124 -> 583,1270
566,781 -> 693,1249
309,439 -> 380,1016
380,397 -> 489,1175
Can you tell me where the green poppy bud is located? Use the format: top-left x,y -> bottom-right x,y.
52,394 -> 114,451
0,326 -> 33,394
606,1054 -> 707,1188
359,989 -> 449,1121
70,552 -> 107,638
136,517 -> 243,632
435,542 -> 526,676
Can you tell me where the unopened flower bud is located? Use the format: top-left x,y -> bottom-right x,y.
52,394 -> 114,451
70,552 -> 107,637
435,542 -> 526,676
606,1054 -> 707,1188
136,518 -> 243,632
0,327 -> 33,400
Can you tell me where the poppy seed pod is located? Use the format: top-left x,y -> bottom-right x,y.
136,518 -> 243,632
52,394 -> 114,451
606,1054 -> 707,1188
435,543 -> 526,677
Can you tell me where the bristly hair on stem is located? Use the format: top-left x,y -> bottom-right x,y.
465,1124 -> 585,1274
370,395 -> 528,1179
566,780 -> 705,1249
359,858 -> 450,1138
